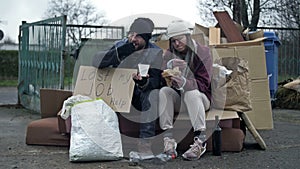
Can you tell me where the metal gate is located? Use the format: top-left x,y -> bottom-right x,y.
18,15 -> 125,112
18,15 -> 67,112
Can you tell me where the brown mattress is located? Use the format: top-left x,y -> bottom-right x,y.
26,117 -> 70,146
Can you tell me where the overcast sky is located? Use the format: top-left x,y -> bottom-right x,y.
0,0 -> 202,43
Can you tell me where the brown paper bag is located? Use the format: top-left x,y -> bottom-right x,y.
212,57 -> 252,112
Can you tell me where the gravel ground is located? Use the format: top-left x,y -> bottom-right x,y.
0,106 -> 299,169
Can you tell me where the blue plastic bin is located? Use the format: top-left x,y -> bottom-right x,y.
263,32 -> 281,99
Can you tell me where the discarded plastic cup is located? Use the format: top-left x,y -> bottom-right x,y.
138,64 -> 150,77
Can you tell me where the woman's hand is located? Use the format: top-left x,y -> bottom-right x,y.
171,75 -> 185,89
172,59 -> 187,72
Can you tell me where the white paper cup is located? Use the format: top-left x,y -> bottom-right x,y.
138,64 -> 150,77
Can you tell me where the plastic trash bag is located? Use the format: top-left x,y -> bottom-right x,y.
63,95 -> 123,162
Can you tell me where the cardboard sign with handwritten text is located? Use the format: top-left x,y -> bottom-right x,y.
74,66 -> 136,113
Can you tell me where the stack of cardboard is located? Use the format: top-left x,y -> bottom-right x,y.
193,20 -> 273,130
155,12 -> 273,130
186,16 -> 270,149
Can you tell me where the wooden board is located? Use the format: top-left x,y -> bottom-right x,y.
239,112 -> 267,150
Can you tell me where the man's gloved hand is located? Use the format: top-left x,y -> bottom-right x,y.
132,72 -> 149,88
117,43 -> 135,60
134,76 -> 148,87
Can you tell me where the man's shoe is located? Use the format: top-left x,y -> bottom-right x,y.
182,137 -> 207,161
163,137 -> 177,158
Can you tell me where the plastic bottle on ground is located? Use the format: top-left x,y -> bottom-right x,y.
156,153 -> 176,162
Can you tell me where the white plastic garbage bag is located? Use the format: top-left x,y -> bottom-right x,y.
60,95 -> 91,120
62,95 -> 123,162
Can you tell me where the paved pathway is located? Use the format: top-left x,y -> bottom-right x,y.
0,87 -> 18,105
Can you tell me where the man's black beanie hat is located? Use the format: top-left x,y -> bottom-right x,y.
129,17 -> 154,42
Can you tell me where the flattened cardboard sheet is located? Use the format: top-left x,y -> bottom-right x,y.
74,66 -> 136,113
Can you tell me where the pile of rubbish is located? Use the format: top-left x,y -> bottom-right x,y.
274,78 -> 300,109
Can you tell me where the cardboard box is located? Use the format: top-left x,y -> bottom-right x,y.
73,66 -> 136,113
40,88 -> 73,118
39,88 -> 73,134
209,27 -> 220,45
213,44 -> 268,79
247,78 -> 273,130
178,109 -> 239,121
210,109 -> 240,129
193,23 -> 209,36
192,33 -> 209,46
245,99 -> 273,130
155,40 -> 169,50
214,37 -> 266,47
250,78 -> 271,100
248,30 -> 264,40
57,110 -> 71,134
206,109 -> 239,121
177,108 -> 240,128
178,108 -> 240,133
211,39 -> 273,130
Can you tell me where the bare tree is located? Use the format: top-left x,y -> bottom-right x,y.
44,0 -> 107,46
197,0 -> 299,29
261,0 -> 299,28
197,0 -> 261,28
196,0 -> 219,26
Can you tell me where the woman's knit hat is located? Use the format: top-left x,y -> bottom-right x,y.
166,20 -> 191,38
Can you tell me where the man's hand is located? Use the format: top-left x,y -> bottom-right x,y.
117,43 -> 136,60
132,72 -> 149,87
